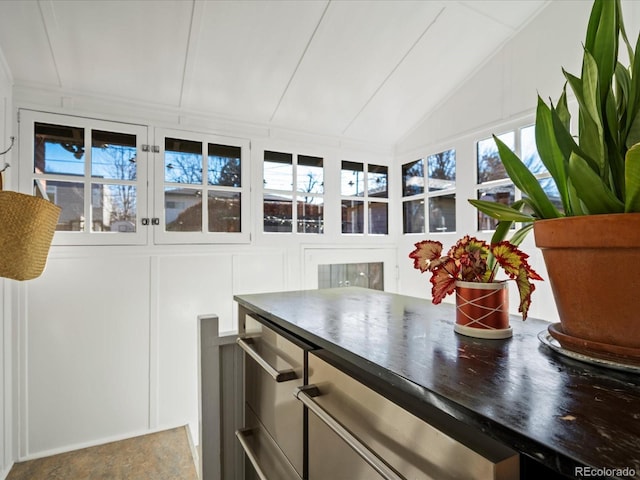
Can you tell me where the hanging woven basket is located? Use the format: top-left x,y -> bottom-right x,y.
0,175 -> 61,281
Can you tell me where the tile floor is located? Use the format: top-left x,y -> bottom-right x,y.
6,426 -> 199,480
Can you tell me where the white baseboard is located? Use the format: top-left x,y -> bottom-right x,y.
17,424 -> 198,463
1,463 -> 13,480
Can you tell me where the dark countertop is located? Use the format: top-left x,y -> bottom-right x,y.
234,287 -> 640,480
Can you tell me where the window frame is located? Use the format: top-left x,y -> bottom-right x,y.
262,149 -> 325,235
19,109 -> 150,246
401,147 -> 457,236
340,160 -> 389,236
153,127 -> 251,244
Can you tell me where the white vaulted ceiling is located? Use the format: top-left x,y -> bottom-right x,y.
0,0 -> 548,147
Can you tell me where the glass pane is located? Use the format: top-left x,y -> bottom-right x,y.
264,194 -> 292,232
477,132 -> 515,183
91,183 -> 137,232
297,196 -> 323,234
318,262 -> 383,290
36,180 -> 84,231
402,159 -> 424,197
341,161 -> 364,197
403,199 -> 424,234
297,155 -> 324,194
477,185 -> 515,230
264,151 -> 293,191
428,149 -> 455,191
34,122 -> 85,176
91,130 -> 137,180
521,125 -> 547,174
165,138 -> 203,184
368,164 -> 388,198
341,200 -> 364,233
368,202 -> 388,234
208,144 -> 241,187
208,191 -> 241,232
429,195 -> 456,233
165,187 -> 202,231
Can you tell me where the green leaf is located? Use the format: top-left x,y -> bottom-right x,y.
569,152 -> 625,213
618,0 -> 635,69
535,97 -> 570,213
494,136 -> 562,219
584,0 -> 617,103
468,199 -> 535,223
582,51 -> 606,166
565,68 -> 605,172
626,33 -> 640,147
625,142 -> 640,212
555,85 -> 571,130
509,223 -> 534,246
567,178 -> 587,216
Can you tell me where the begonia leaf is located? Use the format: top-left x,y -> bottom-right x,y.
409,240 -> 443,273
430,258 -> 457,304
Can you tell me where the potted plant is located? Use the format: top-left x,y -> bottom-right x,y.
409,235 -> 542,339
469,0 -> 640,360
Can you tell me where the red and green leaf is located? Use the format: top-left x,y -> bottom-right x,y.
430,258 -> 458,304
514,268 -> 537,321
409,240 -> 443,273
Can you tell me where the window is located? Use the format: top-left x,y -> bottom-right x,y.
20,111 -> 250,245
476,126 -> 558,231
263,151 -> 324,233
156,129 -> 250,243
341,161 -> 388,235
21,111 -> 149,245
402,149 -> 456,234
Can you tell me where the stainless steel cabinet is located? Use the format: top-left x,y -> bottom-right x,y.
299,352 -> 520,480
236,312 -> 309,480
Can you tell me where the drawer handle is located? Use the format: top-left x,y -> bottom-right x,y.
294,385 -> 406,480
235,428 -> 271,480
236,337 -> 297,382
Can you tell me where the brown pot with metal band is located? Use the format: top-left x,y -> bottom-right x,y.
454,280 -> 512,339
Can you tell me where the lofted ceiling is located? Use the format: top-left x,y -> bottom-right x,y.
0,0 -> 549,147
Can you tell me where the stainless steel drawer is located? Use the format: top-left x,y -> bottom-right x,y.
301,352 -> 520,480
237,408 -> 302,480
239,314 -> 306,477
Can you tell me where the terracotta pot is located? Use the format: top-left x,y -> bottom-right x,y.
534,213 -> 640,352
454,281 -> 511,339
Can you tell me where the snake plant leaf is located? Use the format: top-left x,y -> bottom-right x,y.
555,85 -> 571,130
618,0 -> 635,69
626,33 -> 640,147
535,97 -> 570,213
625,143 -> 640,212
468,199 -> 535,223
489,200 -> 527,245
493,135 -> 562,219
585,0 -> 617,104
567,177 -> 587,216
508,223 -> 534,246
564,67 -> 605,172
569,151 -> 625,213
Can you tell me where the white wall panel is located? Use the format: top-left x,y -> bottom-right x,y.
155,254 -> 233,438
0,48 -> 13,477
24,255 -> 151,456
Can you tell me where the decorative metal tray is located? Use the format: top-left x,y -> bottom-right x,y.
538,331 -> 640,374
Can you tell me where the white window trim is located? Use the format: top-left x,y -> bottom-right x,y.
153,127 -> 251,245
19,109 -> 150,246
